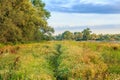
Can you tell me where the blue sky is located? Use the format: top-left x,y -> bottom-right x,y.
42,0 -> 120,34
43,0 -> 120,13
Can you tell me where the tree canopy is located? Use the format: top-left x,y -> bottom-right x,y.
82,28 -> 91,40
0,0 -> 54,44
62,31 -> 74,40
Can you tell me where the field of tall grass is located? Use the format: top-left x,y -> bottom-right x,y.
0,41 -> 120,80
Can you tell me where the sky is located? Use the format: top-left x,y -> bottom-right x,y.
42,0 -> 120,34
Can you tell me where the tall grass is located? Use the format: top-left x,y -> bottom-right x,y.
0,41 -> 120,80
56,42 -> 107,80
79,41 -> 120,79
0,42 -> 56,80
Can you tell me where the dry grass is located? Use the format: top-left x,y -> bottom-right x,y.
0,41 -> 120,80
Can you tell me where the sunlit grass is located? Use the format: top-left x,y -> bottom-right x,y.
0,41 -> 120,80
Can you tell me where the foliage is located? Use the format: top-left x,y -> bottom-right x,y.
82,28 -> 92,40
0,0 -> 54,44
62,31 -> 74,40
55,28 -> 120,41
74,32 -> 83,41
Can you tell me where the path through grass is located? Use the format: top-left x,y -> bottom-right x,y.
0,41 -> 120,80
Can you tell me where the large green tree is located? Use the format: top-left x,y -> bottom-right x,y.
0,0 -> 54,44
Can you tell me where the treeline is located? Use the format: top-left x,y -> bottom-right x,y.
55,28 -> 120,41
0,0 -> 54,44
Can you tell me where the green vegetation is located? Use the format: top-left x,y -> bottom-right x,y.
0,0 -> 54,44
0,41 -> 120,80
55,28 -> 120,41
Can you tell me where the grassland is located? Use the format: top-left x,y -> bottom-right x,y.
0,41 -> 120,80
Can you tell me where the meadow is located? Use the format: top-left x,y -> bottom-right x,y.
0,41 -> 120,80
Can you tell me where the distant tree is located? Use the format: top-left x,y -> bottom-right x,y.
90,33 -> 98,40
97,34 -> 112,41
74,32 -> 83,41
104,34 -> 111,41
114,34 -> 120,41
62,31 -> 74,40
82,28 -> 92,40
97,34 -> 104,41
55,34 -> 63,40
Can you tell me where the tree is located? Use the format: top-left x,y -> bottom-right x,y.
0,0 -> 23,43
114,34 -> 120,41
82,28 -> 92,40
55,34 -> 63,40
62,31 -> 74,40
0,0 -> 54,44
74,32 -> 83,41
90,33 -> 98,40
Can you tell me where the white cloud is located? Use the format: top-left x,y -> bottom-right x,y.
43,0 -> 116,6
48,12 -> 120,27
80,0 -> 112,5
54,24 -> 120,35
60,0 -> 78,8
43,0 -> 120,13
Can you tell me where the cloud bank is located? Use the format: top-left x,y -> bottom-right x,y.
54,24 -> 120,34
43,0 -> 120,13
